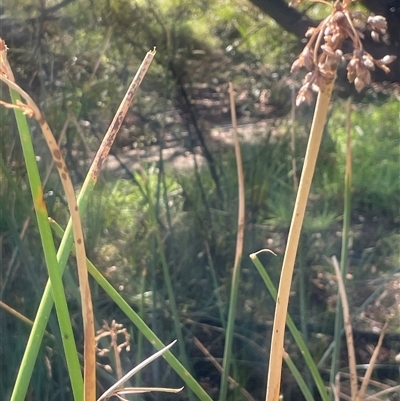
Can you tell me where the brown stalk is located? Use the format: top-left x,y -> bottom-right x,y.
265,2 -> 395,399
0,58 -> 97,401
289,87 -> 298,192
356,321 -> 389,401
331,256 -> 358,400
87,49 -> 156,181
229,81 -> 245,275
265,76 -> 335,401
219,81 -> 246,401
1,39 -> 156,399
193,337 -> 256,401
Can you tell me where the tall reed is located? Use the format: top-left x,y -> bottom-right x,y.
262,2 -> 395,400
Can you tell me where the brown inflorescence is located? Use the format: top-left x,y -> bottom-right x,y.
290,1 -> 396,106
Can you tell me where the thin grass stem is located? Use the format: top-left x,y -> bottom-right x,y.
7,49 -> 155,400
49,218 -> 214,401
356,322 -> 389,401
6,90 -> 83,401
283,352 -> 315,401
219,83 -> 246,401
250,251 -> 330,401
139,172 -> 193,374
330,256 -> 358,400
330,96 -> 353,388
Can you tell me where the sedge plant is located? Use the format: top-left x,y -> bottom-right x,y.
0,42 -> 214,401
49,218 -> 213,401
219,82 -> 246,401
0,44 -> 155,401
263,1 -> 396,400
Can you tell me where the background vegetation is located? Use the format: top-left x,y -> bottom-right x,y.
0,0 -> 399,400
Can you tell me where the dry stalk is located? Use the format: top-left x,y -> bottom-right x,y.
266,78 -> 335,401
331,256 -> 358,400
0,38 -> 96,401
229,81 -> 245,276
1,39 -> 156,401
264,2 -> 395,399
87,48 -> 156,182
193,337 -> 256,401
95,320 -> 131,382
219,82 -> 246,401
356,321 -> 389,401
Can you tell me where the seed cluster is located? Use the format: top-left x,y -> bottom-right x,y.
290,1 -> 396,105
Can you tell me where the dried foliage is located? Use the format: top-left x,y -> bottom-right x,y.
290,1 -> 396,105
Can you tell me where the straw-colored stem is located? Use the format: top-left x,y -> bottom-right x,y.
50,218 -> 214,401
331,256 -> 358,400
194,337 -> 256,401
1,74 -> 96,401
364,384 -> 400,400
290,86 -> 299,192
265,78 -> 335,401
8,49 -> 155,401
356,322 -> 388,401
7,90 -> 84,401
219,82 -> 246,401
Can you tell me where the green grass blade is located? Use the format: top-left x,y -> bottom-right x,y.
250,252 -> 330,401
10,51 -> 155,399
283,353 -> 315,401
49,218 -> 213,401
8,90 -> 83,401
330,98 -> 353,386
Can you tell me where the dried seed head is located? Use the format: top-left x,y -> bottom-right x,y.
305,27 -> 316,37
296,84 -> 313,106
354,76 -> 365,92
371,30 -> 380,42
362,53 -> 375,69
380,55 -> 397,65
291,57 -> 303,73
291,2 -> 395,104
333,10 -> 346,24
347,64 -> 356,83
367,15 -> 387,32
290,47 -> 314,73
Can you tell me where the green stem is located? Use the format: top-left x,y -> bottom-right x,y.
251,252 -> 330,401
50,219 -> 213,401
9,90 -> 83,401
283,353 -> 315,401
10,49 -> 155,401
136,267 -> 147,387
330,98 -> 352,387
141,173 -> 193,375
205,241 -> 227,329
